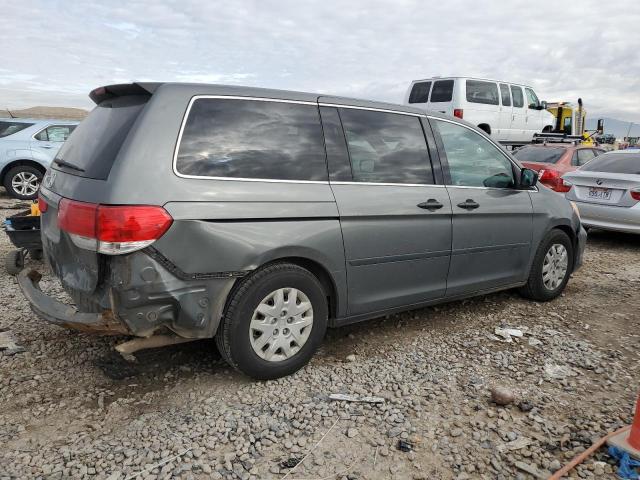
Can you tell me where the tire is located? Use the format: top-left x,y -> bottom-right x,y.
520,229 -> 573,301
216,262 -> 328,380
3,165 -> 43,200
5,250 -> 24,275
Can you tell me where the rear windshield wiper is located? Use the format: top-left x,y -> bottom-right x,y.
54,158 -> 85,172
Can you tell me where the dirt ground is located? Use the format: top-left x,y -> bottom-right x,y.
0,190 -> 639,480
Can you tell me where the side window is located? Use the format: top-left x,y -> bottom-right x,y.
466,80 -> 499,105
576,149 -> 596,166
434,120 -> 515,188
408,82 -> 432,104
319,107 -> 352,181
0,121 -> 34,138
510,86 -> 524,108
175,98 -> 328,181
339,108 -> 433,185
35,125 -> 76,142
499,84 -> 511,106
430,80 -> 454,103
525,88 -> 540,109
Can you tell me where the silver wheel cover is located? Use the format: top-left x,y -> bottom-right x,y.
11,171 -> 39,196
249,287 -> 314,362
542,243 -> 568,291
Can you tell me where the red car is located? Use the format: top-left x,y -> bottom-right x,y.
513,144 -> 605,192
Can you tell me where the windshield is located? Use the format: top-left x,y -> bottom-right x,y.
513,146 -> 566,164
580,153 -> 640,174
53,95 -> 148,179
0,121 -> 33,138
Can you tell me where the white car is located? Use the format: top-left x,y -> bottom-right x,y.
405,77 -> 555,145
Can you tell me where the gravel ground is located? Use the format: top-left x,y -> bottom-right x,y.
1,191 -> 639,480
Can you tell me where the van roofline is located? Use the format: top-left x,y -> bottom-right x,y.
90,82 -> 428,116
409,76 -> 535,89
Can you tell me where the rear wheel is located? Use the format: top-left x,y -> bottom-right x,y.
215,263 -> 328,380
4,165 -> 43,200
520,229 -> 573,301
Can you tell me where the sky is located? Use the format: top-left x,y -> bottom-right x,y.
1,0 -> 639,122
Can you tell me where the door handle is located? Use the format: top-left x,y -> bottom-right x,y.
457,199 -> 480,210
39,145 -> 54,149
417,199 -> 443,211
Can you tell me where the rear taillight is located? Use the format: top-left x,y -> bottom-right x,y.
453,109 -> 463,119
37,195 -> 48,213
538,169 -> 570,193
631,188 -> 640,201
57,199 -> 173,255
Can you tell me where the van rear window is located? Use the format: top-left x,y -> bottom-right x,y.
430,80 -> 454,102
175,98 -> 328,181
52,95 -> 148,179
408,82 -> 431,103
466,80 -> 499,105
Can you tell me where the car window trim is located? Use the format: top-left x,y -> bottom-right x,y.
427,116 -> 538,192
173,95 -> 330,184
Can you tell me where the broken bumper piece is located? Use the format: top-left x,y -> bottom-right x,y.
17,269 -> 130,335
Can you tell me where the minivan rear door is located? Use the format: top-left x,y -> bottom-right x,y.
319,101 -> 452,316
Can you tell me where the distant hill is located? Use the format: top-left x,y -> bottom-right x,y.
0,106 -> 89,120
586,117 -> 640,139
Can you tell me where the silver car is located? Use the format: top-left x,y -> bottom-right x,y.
0,119 -> 78,199
564,150 -> 640,234
17,83 -> 586,379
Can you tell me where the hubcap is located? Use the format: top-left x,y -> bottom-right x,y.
249,287 -> 314,362
542,243 -> 568,291
11,171 -> 39,196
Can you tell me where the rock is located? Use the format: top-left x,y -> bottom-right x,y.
490,386 -> 515,406
347,428 -> 358,438
450,428 -> 463,438
345,354 -> 356,362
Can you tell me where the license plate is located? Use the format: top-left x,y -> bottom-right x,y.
588,187 -> 611,200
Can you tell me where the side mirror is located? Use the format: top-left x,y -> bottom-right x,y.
519,168 -> 538,189
597,118 -> 604,134
540,100 -> 547,110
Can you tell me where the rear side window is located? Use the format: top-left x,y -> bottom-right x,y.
430,80 -> 454,102
511,86 -> 524,108
575,149 -> 596,166
466,80 -> 499,105
580,153 -> 640,174
53,95 -> 148,179
513,146 -> 565,164
0,121 -> 33,138
176,98 -> 327,181
408,82 -> 432,104
499,84 -> 511,106
34,125 -> 76,142
339,108 -> 433,184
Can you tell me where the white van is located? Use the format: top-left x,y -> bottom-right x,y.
405,77 -> 555,145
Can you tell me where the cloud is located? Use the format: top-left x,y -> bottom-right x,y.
0,0 -> 638,122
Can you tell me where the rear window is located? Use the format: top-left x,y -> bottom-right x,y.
466,80 -> 499,105
513,146 -> 566,164
0,121 -> 33,138
430,80 -> 454,102
175,98 -> 327,181
580,153 -> 640,174
408,82 -> 432,104
53,95 -> 148,179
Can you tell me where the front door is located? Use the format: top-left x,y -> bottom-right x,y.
430,117 -> 533,297
319,104 -> 452,315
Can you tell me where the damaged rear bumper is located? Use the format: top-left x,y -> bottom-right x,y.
17,269 -> 130,335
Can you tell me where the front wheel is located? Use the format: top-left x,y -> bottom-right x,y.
520,229 -> 573,301
215,263 -> 328,380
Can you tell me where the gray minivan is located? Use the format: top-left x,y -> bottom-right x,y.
18,83 -> 586,379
